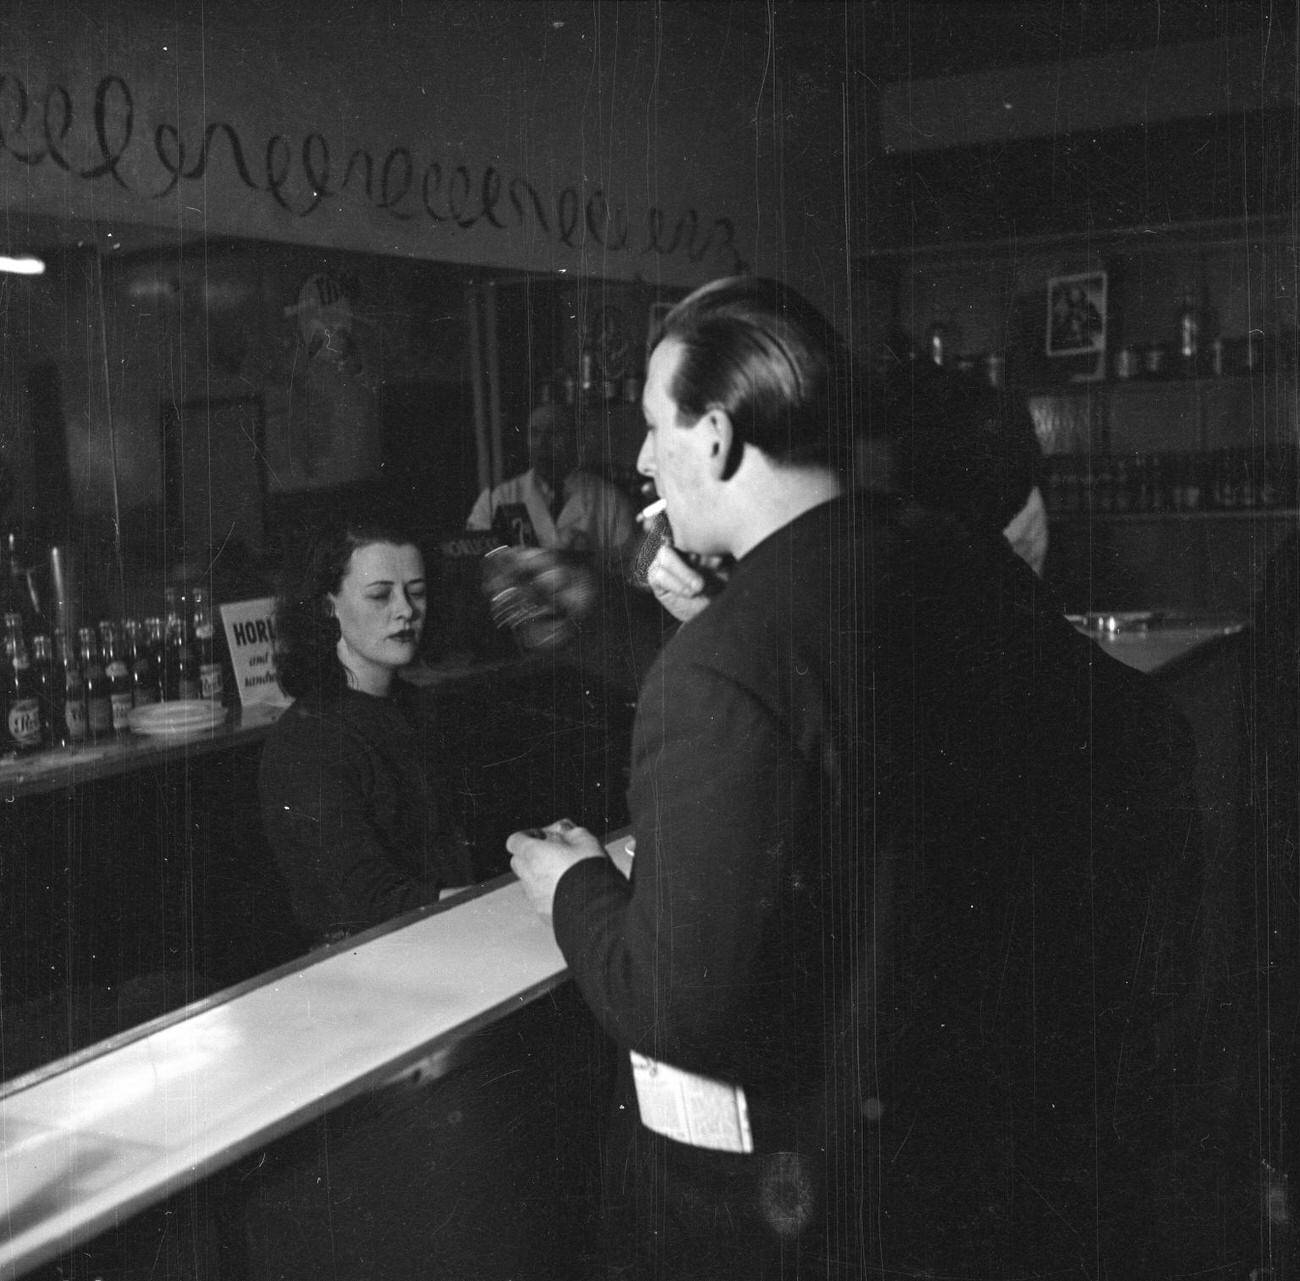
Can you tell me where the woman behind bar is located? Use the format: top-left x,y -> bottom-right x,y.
259,510 -> 472,946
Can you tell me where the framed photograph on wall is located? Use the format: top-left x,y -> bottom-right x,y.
1046,270 -> 1107,380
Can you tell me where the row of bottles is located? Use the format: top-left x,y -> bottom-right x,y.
925,284 -> 1293,386
1045,448 -> 1297,516
2,585 -> 225,756
1109,331 -> 1277,381
540,365 -> 643,408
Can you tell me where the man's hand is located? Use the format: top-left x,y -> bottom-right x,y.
646,544 -> 726,623
507,819 -> 607,918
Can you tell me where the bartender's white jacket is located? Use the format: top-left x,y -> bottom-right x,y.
466,467 -> 636,570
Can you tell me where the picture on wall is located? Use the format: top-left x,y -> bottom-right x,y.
1046,271 -> 1107,358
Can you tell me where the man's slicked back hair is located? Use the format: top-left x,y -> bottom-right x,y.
654,276 -> 859,470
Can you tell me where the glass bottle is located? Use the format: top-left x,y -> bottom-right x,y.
579,343 -> 597,397
161,588 -> 181,700
925,321 -> 948,368
100,621 -> 134,734
3,532 -> 45,641
142,617 -> 166,702
31,633 -> 54,749
1176,296 -> 1200,374
4,613 -> 43,753
125,619 -> 160,707
166,601 -> 200,701
79,625 -> 113,739
55,629 -> 86,746
191,586 -> 224,704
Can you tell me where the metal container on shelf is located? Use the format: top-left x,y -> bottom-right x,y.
1113,346 -> 1138,380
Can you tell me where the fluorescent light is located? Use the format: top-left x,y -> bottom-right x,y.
0,255 -> 45,275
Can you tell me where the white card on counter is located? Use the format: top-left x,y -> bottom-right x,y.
629,1052 -> 753,1153
220,597 -> 290,708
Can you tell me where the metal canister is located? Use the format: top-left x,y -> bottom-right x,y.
1113,347 -> 1138,380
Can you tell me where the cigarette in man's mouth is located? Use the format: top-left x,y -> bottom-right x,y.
638,497 -> 668,525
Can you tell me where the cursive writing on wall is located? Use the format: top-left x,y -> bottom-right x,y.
0,73 -> 748,274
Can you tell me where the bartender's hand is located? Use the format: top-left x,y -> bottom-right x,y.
646,545 -> 725,623
507,819 -> 606,918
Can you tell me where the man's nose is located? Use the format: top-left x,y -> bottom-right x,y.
636,431 -> 655,477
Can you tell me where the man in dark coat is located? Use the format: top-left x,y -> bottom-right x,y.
510,278 -> 1244,1278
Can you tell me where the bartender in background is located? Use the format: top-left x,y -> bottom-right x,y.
468,401 -> 638,652
466,402 -> 636,570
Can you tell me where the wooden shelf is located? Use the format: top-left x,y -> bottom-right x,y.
1051,507 -> 1298,524
1025,370 -> 1273,396
0,657 -> 520,803
861,214 -> 1297,265
0,702 -> 284,802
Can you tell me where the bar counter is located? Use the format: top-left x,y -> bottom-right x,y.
1070,613 -> 1246,674
0,647 -> 634,1083
0,656 -> 521,802
0,831 -> 635,1279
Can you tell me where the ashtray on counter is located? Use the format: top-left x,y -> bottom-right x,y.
1067,611 -> 1160,636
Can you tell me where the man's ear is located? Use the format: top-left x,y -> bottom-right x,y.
701,410 -> 739,481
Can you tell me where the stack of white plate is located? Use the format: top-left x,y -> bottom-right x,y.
127,699 -> 228,738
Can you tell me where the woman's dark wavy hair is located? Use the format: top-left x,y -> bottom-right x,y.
874,361 -> 1043,537
274,509 -> 421,701
653,276 -> 861,472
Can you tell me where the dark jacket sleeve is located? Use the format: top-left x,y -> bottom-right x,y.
552,657 -> 805,1084
259,709 -> 442,941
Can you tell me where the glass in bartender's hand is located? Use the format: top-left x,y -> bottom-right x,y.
482,546 -> 595,649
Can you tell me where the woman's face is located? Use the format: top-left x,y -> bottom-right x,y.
328,541 -> 426,694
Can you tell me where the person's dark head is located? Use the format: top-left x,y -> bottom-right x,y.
646,276 -> 856,472
526,403 -> 578,489
870,362 -> 1042,540
274,509 -> 426,701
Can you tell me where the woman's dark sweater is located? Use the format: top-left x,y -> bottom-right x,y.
259,681 -> 470,944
